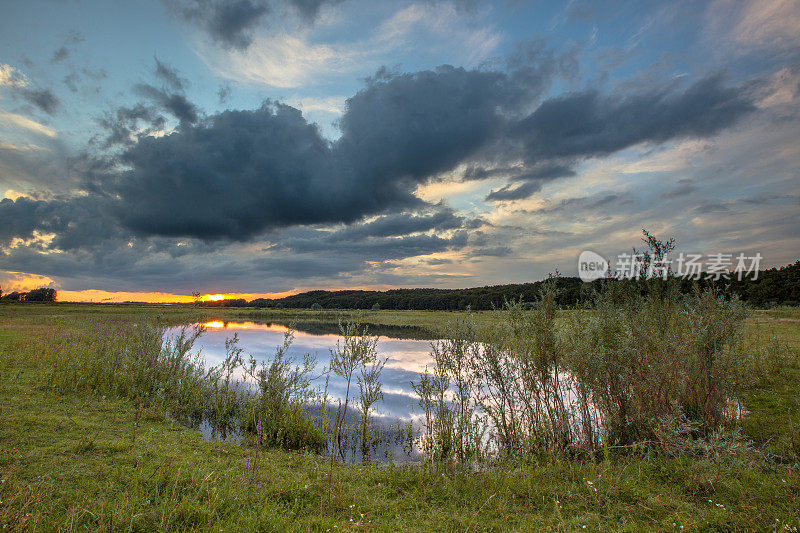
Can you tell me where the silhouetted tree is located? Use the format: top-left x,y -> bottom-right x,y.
1,291 -> 23,301
25,287 -> 57,302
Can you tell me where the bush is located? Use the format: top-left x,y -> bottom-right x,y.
414,277 -> 785,461
562,286 -> 753,446
241,330 -> 324,451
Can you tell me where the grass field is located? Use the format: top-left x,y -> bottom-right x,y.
1,303 -> 799,531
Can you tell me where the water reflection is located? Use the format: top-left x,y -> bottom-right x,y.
172,320 -> 436,423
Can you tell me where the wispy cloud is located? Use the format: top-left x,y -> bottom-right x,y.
196,2 -> 502,87
0,111 -> 57,137
706,0 -> 800,57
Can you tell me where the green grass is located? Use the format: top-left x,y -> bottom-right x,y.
1,304 -> 800,531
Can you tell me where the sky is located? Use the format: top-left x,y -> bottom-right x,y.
0,0 -> 798,302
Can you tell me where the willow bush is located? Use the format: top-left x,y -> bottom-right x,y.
415,280 -> 786,462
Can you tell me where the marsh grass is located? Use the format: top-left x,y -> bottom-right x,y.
413,279 -> 789,466
41,317 -> 330,454
1,305 -> 799,530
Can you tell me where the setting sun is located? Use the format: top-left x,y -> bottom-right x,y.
202,294 -> 225,301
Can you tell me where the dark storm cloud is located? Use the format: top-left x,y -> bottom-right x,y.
327,209 -> 465,240
423,257 -> 453,265
336,65 -> 516,185
276,229 -> 468,261
167,0 -> 271,50
287,0 -> 344,21
165,0 -> 342,51
462,165 -> 509,181
154,57 -> 186,92
515,73 -> 754,162
472,246 -> 512,257
95,59 -> 192,146
0,196 -> 122,251
485,180 -> 543,201
15,87 -> 60,115
96,103 -> 166,147
266,208 -> 470,260
485,165 -> 576,201
109,65 -> 533,241
1,64 -> 757,259
113,102 -> 346,239
134,83 -> 198,124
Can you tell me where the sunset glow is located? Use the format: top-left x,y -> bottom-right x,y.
0,0 -> 797,302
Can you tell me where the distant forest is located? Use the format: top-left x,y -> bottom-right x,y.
232,261 -> 800,311
0,287 -> 57,302
2,261 -> 797,308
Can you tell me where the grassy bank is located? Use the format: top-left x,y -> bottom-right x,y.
1,304 -> 799,531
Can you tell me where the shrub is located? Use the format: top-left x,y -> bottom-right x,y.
241,329 -> 324,451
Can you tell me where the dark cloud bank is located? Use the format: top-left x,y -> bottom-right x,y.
114,66 -> 751,240
165,0 -> 343,50
0,58 -> 756,290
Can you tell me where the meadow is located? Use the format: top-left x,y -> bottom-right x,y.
1,297 -> 799,531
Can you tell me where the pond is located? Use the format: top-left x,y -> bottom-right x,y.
167,320 -> 749,464
167,320 -> 439,462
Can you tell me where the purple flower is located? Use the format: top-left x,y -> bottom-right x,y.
245,456 -> 251,470
256,419 -> 262,438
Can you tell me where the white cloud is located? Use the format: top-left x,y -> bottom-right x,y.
757,65 -> 800,107
0,142 -> 42,151
707,0 -> 800,55
196,1 -> 502,88
730,0 -> 800,49
0,64 -> 28,88
0,111 -> 56,137
198,32 -> 363,87
285,95 -> 346,115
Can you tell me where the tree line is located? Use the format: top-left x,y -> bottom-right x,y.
4,260 -> 798,308
0,287 -> 57,302
235,261 -> 800,310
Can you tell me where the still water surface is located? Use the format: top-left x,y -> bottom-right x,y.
170,320 -> 438,424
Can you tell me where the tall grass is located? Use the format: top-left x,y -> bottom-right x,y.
44,316 -> 401,461
414,279 -> 788,463
40,281 -> 787,467
46,319 -> 326,452
48,321 -> 208,422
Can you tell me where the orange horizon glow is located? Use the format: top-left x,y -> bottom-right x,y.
1,269 -> 430,303
53,290 -> 298,303
201,321 -> 293,332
